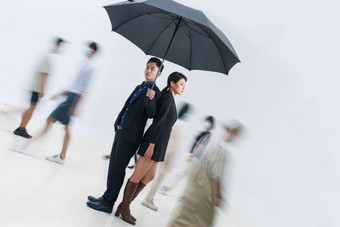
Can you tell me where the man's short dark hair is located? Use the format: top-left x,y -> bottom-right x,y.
89,42 -> 98,52
147,57 -> 164,72
55,37 -> 64,45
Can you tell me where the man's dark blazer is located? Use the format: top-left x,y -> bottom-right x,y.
114,82 -> 161,144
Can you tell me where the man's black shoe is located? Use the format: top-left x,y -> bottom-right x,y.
13,128 -> 32,139
88,195 -> 103,203
87,201 -> 112,213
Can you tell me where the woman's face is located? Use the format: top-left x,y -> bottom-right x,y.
171,78 -> 186,95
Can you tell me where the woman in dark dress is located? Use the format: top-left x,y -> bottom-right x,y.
115,72 -> 187,225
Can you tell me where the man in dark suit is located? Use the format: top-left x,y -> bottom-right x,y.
86,57 -> 163,214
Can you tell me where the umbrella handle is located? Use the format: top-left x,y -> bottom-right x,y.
143,82 -> 156,106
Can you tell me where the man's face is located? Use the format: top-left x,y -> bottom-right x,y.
145,62 -> 160,82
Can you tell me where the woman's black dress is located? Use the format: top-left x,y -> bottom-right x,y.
137,90 -> 177,162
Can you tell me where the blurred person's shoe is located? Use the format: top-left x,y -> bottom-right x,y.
159,185 -> 169,195
88,195 -> 103,202
8,140 -> 26,153
87,201 -> 113,213
102,154 -> 110,160
142,198 -> 158,211
9,140 -> 32,153
46,154 -> 65,165
13,128 -> 32,139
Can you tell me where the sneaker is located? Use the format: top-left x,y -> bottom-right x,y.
46,154 -> 65,165
102,154 -> 110,160
142,198 -> 158,211
159,186 -> 169,195
8,140 -> 26,153
13,128 -> 32,139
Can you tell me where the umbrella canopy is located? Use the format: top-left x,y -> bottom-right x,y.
104,0 -> 240,75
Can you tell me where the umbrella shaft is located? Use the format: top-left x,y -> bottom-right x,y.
151,17 -> 183,90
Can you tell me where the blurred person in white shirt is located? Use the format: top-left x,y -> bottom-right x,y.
17,41 -> 99,165
13,37 -> 65,139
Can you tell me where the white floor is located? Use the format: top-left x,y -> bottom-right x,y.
0,106 -> 255,227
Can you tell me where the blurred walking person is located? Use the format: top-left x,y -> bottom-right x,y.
167,120 -> 243,227
13,37 -> 65,139
142,102 -> 191,211
160,115 -> 215,195
13,42 -> 99,164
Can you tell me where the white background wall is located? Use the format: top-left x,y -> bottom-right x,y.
1,0 -> 339,226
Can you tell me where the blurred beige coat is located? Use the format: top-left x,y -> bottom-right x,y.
169,138 -> 226,227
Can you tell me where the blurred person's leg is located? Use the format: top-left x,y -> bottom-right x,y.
45,122 -> 69,165
60,125 -> 70,159
19,103 -> 36,129
44,95 -> 73,164
13,92 -> 40,139
11,117 -> 55,155
31,117 -> 55,142
142,163 -> 167,211
161,162 -> 190,194
146,165 -> 167,200
45,92 -> 76,164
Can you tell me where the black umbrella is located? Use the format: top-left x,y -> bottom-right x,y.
104,0 -> 240,77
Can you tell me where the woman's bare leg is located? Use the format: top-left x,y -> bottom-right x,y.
130,156 -> 155,183
141,162 -> 158,185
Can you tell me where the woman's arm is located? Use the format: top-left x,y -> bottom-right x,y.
149,93 -> 173,143
144,143 -> 155,159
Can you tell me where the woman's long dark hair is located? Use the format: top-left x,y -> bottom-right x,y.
161,72 -> 187,94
